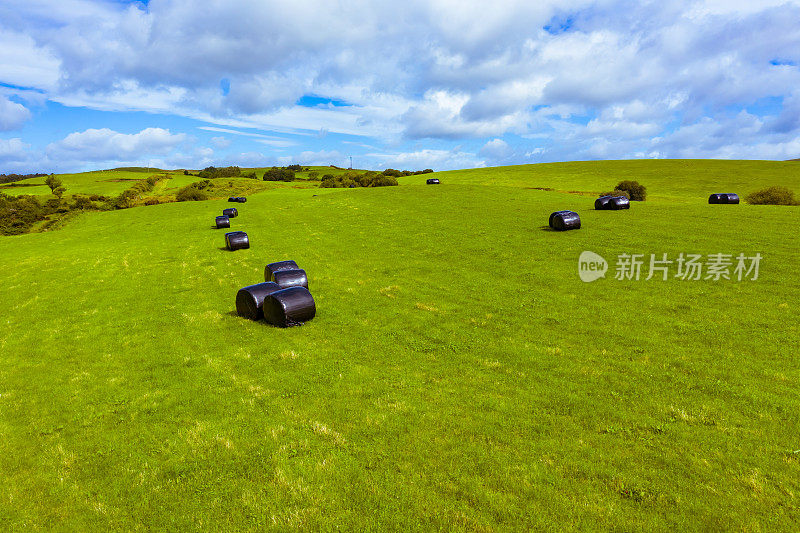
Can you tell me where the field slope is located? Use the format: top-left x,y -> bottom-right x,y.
0,160 -> 798,530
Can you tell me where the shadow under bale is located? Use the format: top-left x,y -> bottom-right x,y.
550,211 -> 581,231
215,215 -> 230,229
709,193 -> 739,204
225,231 -> 249,251
263,286 -> 316,327
273,269 -> 308,289
549,210 -> 573,228
223,207 -> 238,217
427,178 -> 440,184
236,281 -> 282,320
607,196 -> 630,210
265,260 -> 300,282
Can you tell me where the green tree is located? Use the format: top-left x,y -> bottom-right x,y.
45,174 -> 63,194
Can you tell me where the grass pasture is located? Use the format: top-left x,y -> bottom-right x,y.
0,160 -> 798,530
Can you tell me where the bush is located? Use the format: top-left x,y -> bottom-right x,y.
308,171 -> 320,180
745,186 -> 799,205
263,168 -> 295,182
198,166 -> 241,179
600,189 -> 630,199
286,164 -> 302,171
614,180 -> 646,201
176,188 -> 208,202
176,179 -> 212,201
144,198 -> 161,206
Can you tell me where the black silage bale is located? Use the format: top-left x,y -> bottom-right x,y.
237,197 -> 247,203
264,260 -> 300,282
223,207 -> 238,218
235,281 -> 282,320
607,196 -> 630,210
426,178 -> 440,184
549,210 -> 572,228
225,231 -> 249,251
595,196 -> 613,210
273,269 -> 309,289
227,197 -> 238,202
724,193 -> 740,204
551,211 -> 581,231
263,286 -> 316,327
215,215 -> 230,229
709,194 -> 723,204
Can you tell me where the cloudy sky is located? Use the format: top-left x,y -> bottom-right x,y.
1,0 -> 800,173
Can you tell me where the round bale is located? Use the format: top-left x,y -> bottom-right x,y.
607,196 -> 630,210
426,178 -> 440,184
551,211 -> 581,231
225,231 -> 249,251
227,197 -> 238,202
724,193 -> 740,204
235,281 -> 282,320
594,196 -> 613,210
215,215 -> 230,229
708,194 -> 723,204
265,260 -> 300,282
273,269 -> 309,289
549,210 -> 573,228
237,197 -> 247,203
263,286 -> 316,327
223,207 -> 238,218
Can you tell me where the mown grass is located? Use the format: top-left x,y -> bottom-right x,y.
0,160 -> 798,530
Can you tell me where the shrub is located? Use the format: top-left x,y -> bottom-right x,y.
263,168 -> 295,182
144,198 -> 161,206
600,189 -> 630,199
72,196 -> 94,210
176,188 -> 208,201
308,171 -> 320,180
614,180 -> 646,201
176,179 -> 212,201
745,186 -> 799,205
286,164 -> 302,171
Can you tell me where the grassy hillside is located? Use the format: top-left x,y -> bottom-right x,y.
0,160 -> 798,530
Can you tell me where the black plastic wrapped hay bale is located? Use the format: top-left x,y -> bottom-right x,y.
236,197 -> 247,203
264,260 -> 300,282
222,207 -> 238,218
263,286 -> 316,327
607,196 -> 630,210
725,193 -> 740,204
426,178 -> 440,184
215,215 -> 230,229
709,194 -> 723,204
224,230 -> 245,248
225,231 -> 249,251
594,196 -> 613,210
227,197 -> 238,202
235,281 -> 282,320
273,269 -> 309,289
548,210 -> 572,228
551,211 -> 581,231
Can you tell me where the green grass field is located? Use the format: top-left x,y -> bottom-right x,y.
1,160 -> 798,530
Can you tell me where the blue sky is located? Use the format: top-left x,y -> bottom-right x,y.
1,0 -> 800,173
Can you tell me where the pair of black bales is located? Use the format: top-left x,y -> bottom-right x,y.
548,195 -> 630,231
236,260 -> 316,327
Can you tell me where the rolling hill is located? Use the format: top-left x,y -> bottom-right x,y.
0,160 -> 798,530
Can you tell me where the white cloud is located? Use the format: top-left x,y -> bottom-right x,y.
0,97 -> 32,131
0,138 -> 30,161
479,139 -> 512,159
210,136 -> 231,149
46,128 -> 187,161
